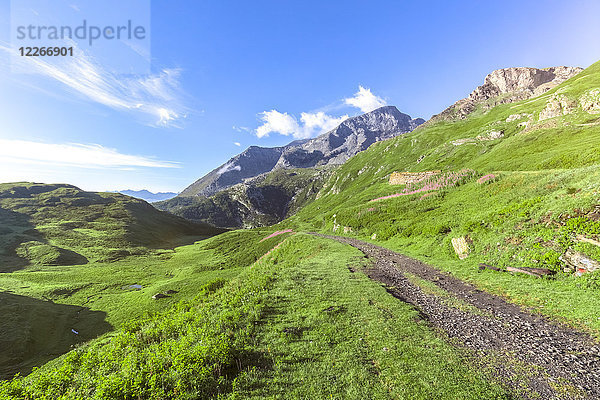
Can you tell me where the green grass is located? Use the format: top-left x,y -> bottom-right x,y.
0,228 -> 285,380
282,61 -> 600,336
1,234 -> 511,399
0,182 -> 225,271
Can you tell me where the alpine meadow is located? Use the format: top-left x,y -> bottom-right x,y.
3,2 -> 600,399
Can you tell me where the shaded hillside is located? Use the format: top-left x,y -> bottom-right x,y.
0,293 -> 112,380
0,183 -> 225,271
179,106 -> 424,198
156,167 -> 332,228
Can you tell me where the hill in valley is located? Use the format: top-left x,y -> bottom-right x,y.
0,182 -> 225,271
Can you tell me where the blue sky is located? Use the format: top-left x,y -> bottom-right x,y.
1,0 -> 600,193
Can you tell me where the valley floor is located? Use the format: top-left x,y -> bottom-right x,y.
4,229 -> 600,399
1,232 -> 509,399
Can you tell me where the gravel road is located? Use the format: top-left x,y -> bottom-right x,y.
312,233 -> 600,400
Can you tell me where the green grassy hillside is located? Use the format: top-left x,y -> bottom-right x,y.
0,227 -> 288,380
3,62 -> 600,398
0,182 -> 225,271
1,233 -> 510,399
285,61 -> 600,333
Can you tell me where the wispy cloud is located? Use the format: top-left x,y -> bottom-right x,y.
234,142 -> 242,147
344,85 -> 387,113
217,162 -> 242,175
233,126 -> 252,133
1,43 -> 187,127
0,139 -> 180,169
256,111 -> 348,139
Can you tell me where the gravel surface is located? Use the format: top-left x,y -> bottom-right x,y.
312,233 -> 600,400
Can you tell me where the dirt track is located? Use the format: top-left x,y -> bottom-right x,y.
312,233 -> 600,400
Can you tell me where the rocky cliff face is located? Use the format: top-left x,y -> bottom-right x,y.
179,106 -> 424,197
179,146 -> 285,198
156,168 -> 333,228
430,66 -> 583,122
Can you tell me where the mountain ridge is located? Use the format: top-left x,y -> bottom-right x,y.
156,167 -> 332,228
179,106 -> 424,198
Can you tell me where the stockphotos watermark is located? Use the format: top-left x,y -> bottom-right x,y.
10,0 -> 151,74
15,20 -> 147,46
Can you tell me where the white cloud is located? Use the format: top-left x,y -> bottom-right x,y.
256,110 -> 348,139
233,126 -> 252,133
0,43 -> 187,127
344,85 -> 387,113
300,112 -> 348,134
234,142 -> 242,147
252,86 -> 386,139
217,162 -> 242,175
0,139 -> 179,169
256,110 -> 298,138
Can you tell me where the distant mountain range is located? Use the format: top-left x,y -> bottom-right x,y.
178,106 -> 425,198
118,190 -> 178,203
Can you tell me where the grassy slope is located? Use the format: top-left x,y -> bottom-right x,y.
0,229 -> 287,380
0,182 -> 225,271
286,61 -> 600,334
1,233 -> 510,399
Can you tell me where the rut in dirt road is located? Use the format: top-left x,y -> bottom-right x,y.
312,233 -> 600,400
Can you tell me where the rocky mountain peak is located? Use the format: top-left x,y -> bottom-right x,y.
430,66 -> 583,122
470,66 -> 583,102
178,106 -> 424,197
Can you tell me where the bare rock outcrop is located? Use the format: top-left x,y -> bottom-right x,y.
389,171 -> 440,185
430,66 -> 583,123
538,94 -> 577,121
560,249 -> 600,275
580,89 -> 600,114
451,237 -> 470,260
